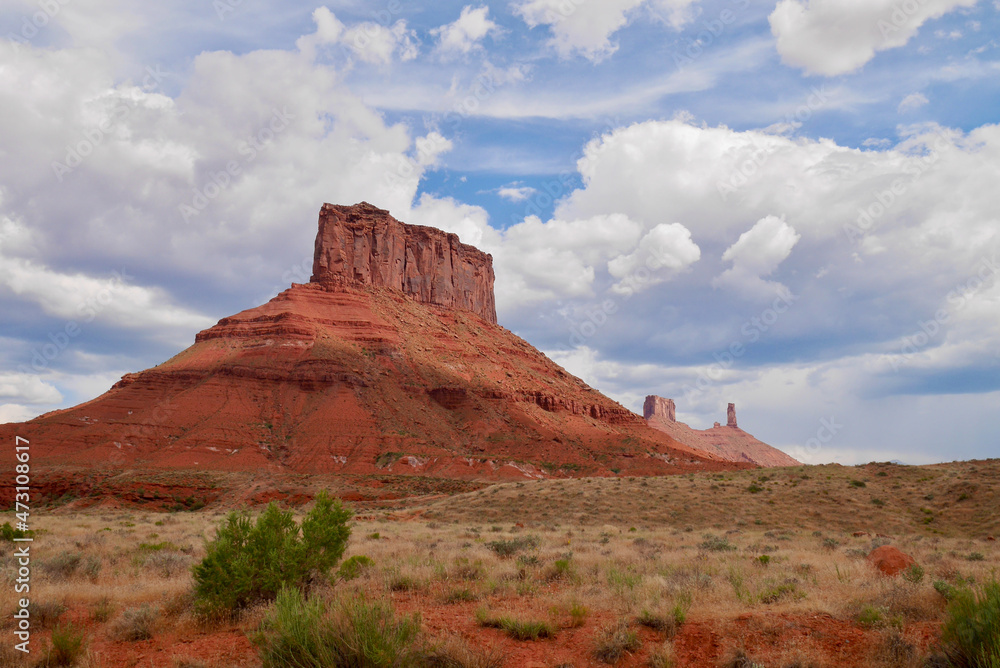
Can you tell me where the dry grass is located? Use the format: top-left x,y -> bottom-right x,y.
1,459 -> 998,666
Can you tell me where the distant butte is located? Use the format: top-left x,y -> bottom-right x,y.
644,396 -> 799,468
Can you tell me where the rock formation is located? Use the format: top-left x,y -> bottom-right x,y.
0,204 -> 755,483
311,202 -> 496,323
644,396 -> 799,468
643,396 -> 675,422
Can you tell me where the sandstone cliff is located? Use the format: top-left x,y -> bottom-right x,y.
311,202 -> 496,323
645,396 -> 799,468
0,204 -> 756,482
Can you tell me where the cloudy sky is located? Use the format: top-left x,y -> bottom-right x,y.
1,0 -> 998,464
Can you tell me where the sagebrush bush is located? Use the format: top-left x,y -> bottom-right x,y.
192,491 -> 351,617
113,605 -> 158,641
484,535 -> 539,558
338,555 -> 374,581
45,623 -> 87,666
593,621 -> 640,664
255,586 -> 424,667
940,579 -> 1000,668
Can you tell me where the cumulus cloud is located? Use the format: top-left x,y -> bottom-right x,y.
512,0 -> 699,62
769,0 -> 977,76
431,5 -> 501,55
898,92 -> 930,113
713,216 -> 800,298
297,6 -> 419,64
608,223 -> 702,294
0,14 -> 481,418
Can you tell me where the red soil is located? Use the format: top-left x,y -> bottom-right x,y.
1,283 -> 751,486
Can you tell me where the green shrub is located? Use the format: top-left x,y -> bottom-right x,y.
27,600 -> 66,628
484,535 -> 539,558
967,552 -> 986,562
192,491 -> 351,617
747,484 -> 764,494
338,555 -> 375,581
113,605 -> 158,641
940,579 -> 1000,668
699,536 -> 737,552
255,587 -> 425,668
91,598 -> 114,623
443,587 -> 478,604
637,609 -> 677,636
756,555 -> 771,567
849,480 -> 867,488
45,623 -> 87,666
0,522 -> 33,541
902,564 -> 925,585
593,622 -> 641,663
474,608 -> 555,640
857,604 -> 886,628
568,601 -> 588,627
43,552 -> 81,579
673,592 -> 692,626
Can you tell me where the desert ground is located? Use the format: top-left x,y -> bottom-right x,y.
2,459 -> 998,667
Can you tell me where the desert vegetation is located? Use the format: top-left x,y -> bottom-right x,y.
0,460 -> 998,666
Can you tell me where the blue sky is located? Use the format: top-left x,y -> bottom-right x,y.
1,0 -> 998,464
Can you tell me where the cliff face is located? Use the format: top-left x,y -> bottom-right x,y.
643,396 -> 676,422
0,204 -> 759,481
311,202 -> 497,324
644,396 -> 800,468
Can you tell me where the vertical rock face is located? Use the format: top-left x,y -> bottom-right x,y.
727,403 -> 738,428
310,202 -> 497,323
643,395 -> 676,422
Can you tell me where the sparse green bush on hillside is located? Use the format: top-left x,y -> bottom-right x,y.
192,491 -> 351,617
940,579 -> 1000,668
337,555 -> 374,581
255,586 -> 425,667
484,535 -> 539,558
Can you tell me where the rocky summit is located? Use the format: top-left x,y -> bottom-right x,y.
644,395 -> 800,468
1,204 -> 754,483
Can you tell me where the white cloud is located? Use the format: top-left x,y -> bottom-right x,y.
414,132 -> 453,167
0,404 -> 36,424
297,7 -> 419,64
431,5 -> 501,55
769,0 -> 977,76
512,0 -> 699,62
0,372 -> 62,405
713,216 -> 800,298
608,223 -> 701,294
497,185 -> 537,202
898,92 -> 930,113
